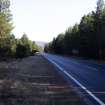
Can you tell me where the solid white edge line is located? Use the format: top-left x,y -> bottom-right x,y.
43,55 -> 105,105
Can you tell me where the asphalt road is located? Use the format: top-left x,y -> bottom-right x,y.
43,53 -> 105,105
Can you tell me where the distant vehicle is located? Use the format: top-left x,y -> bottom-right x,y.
31,49 -> 40,56
35,52 -> 40,55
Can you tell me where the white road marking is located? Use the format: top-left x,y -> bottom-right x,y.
43,55 -> 105,105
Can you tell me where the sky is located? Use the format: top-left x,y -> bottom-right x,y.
10,0 -> 98,42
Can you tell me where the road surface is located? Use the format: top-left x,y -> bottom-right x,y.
43,53 -> 105,105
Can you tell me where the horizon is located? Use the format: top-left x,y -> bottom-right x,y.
10,0 -> 98,42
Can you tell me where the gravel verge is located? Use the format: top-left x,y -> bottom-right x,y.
0,55 -> 86,105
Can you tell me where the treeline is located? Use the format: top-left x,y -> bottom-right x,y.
0,0 -> 40,59
13,34 -> 40,58
44,0 -> 105,59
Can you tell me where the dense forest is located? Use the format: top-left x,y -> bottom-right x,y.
0,0 -> 40,59
44,0 -> 105,59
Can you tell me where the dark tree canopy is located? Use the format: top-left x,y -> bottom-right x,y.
44,0 -> 105,60
0,1 -> 40,58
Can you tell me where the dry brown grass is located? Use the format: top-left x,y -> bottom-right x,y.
0,55 -> 86,105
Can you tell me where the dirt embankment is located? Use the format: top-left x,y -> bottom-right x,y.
0,55 -> 85,105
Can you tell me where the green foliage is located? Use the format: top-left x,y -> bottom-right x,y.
16,44 -> 28,58
15,34 -> 40,58
0,0 -> 41,59
52,34 -> 65,54
45,0 -> 105,59
0,0 -> 14,57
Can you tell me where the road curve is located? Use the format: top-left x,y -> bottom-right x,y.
43,53 -> 105,105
